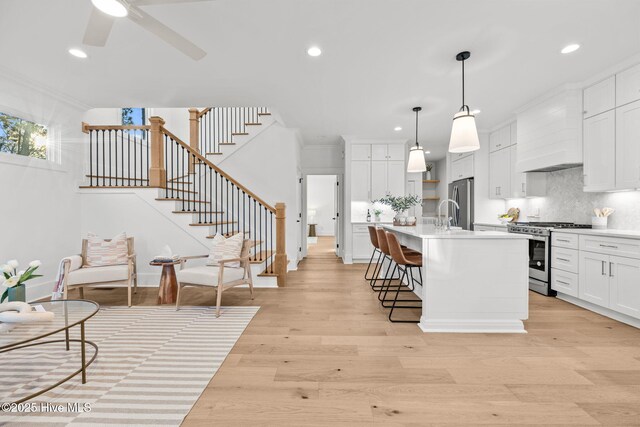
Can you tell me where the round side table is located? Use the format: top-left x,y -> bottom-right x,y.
149,260 -> 180,304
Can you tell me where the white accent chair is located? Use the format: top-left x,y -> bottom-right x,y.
176,239 -> 253,317
62,237 -> 137,306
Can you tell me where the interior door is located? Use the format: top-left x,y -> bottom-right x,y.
297,176 -> 303,261
579,251 -> 611,307
334,175 -> 341,256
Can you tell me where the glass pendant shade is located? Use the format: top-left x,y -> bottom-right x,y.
407,145 -> 427,173
449,109 -> 480,153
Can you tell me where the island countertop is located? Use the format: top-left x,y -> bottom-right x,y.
382,224 -> 528,239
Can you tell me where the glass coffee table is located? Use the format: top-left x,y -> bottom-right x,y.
0,300 -> 99,403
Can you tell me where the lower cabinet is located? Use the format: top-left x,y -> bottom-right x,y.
609,255 -> 640,318
551,268 -> 578,297
352,226 -> 374,260
579,251 -> 610,307
578,250 -> 640,318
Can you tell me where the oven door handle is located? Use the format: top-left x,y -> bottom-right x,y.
525,234 -> 547,242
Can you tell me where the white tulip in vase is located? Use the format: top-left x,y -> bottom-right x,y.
1,260 -> 42,303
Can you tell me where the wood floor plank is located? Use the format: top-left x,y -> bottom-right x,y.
76,236 -> 640,425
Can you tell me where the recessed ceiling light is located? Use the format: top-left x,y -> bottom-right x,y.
307,46 -> 322,57
471,109 -> 481,115
394,126 -> 402,131
91,0 -> 128,17
68,48 -> 88,59
561,44 -> 580,54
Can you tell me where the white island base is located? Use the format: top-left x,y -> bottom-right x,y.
383,225 -> 530,333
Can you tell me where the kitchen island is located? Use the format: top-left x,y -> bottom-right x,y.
382,224 -> 529,333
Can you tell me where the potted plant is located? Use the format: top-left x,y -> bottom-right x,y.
373,195 -> 422,225
1,259 -> 42,303
425,164 -> 433,180
373,208 -> 383,222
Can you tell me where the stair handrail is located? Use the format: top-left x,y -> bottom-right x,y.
159,125 -> 276,213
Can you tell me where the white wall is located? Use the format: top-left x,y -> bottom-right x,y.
0,70 -> 87,301
301,143 -> 344,175
307,175 -> 336,236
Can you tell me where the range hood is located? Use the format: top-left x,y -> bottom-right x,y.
515,89 -> 583,173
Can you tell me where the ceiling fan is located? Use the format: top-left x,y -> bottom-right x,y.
83,0 -> 213,60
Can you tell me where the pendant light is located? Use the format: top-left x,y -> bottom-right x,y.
407,106 -> 427,173
449,51 -> 480,153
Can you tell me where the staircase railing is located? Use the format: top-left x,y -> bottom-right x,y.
82,116 -> 286,285
81,123 -> 150,187
190,107 -> 270,156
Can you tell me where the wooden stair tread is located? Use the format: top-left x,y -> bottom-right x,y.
155,198 -> 210,204
205,152 -> 223,155
218,143 -> 236,145
257,113 -> 271,116
250,250 -> 274,264
258,271 -> 277,277
189,221 -> 237,226
163,188 -> 198,195
231,132 -> 249,136
244,123 -> 262,126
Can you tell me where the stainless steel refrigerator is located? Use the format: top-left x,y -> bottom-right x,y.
448,178 -> 475,230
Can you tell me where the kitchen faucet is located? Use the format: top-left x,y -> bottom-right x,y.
438,199 -> 460,230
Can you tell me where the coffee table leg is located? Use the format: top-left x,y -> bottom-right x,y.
65,329 -> 70,351
80,321 -> 87,384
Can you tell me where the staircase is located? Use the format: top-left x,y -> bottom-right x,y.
80,108 -> 286,286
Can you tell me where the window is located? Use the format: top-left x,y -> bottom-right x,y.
0,112 -> 48,160
121,108 -> 146,126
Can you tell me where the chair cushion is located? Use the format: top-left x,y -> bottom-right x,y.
67,264 -> 129,286
85,232 -> 128,267
177,266 -> 245,287
206,233 -> 243,268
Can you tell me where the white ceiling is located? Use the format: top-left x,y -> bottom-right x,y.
2,0 -> 640,159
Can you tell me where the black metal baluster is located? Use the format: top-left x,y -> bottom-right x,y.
127,131 -> 131,186
197,156 -> 202,224
225,178 -> 229,235
146,130 -> 149,186
101,130 -> 106,186
259,203 -> 263,261
89,130 -> 93,186
164,135 -> 168,194
208,165 -> 213,219
270,210 -> 273,273
253,199 -> 256,261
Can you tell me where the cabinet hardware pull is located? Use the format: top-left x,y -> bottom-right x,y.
557,239 -> 570,243
599,244 -> 618,249
556,280 -> 570,286
522,183 -> 525,193
602,260 -> 606,275
557,258 -> 571,262
609,261 -> 614,277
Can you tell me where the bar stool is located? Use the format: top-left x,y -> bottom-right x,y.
375,229 -> 419,300
384,231 -> 423,323
365,226 -> 383,282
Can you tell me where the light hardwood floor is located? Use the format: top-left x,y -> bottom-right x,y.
79,237 -> 640,425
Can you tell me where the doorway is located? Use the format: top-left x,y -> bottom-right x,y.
305,174 -> 341,258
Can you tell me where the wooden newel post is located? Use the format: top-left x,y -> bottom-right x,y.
149,116 -> 166,187
188,109 -> 200,174
275,202 -> 287,286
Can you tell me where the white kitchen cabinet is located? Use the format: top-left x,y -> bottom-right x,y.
609,255 -> 640,319
352,144 -> 371,161
451,152 -> 472,161
450,154 -> 474,182
509,145 -> 525,198
510,122 -> 517,145
371,161 -> 387,200
489,124 -> 513,153
489,148 -> 510,199
583,110 -> 616,192
616,63 -> 640,107
615,100 -> 640,189
551,268 -> 579,297
351,160 -> 371,201
387,144 -> 405,161
579,251 -> 611,308
352,230 -> 374,259
583,76 -> 616,119
387,161 -> 405,196
371,144 -> 405,161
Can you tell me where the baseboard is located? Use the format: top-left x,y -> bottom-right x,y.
419,318 -> 527,334
556,293 -> 640,329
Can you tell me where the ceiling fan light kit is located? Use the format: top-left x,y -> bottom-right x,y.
407,106 -> 427,173
449,51 -> 480,153
91,0 -> 128,17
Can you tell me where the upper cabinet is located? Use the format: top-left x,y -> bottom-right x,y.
348,142 -> 406,202
449,153 -> 474,182
489,123 -> 513,153
489,148 -> 510,199
371,144 -> 405,161
583,76 -> 616,119
352,144 -> 371,161
582,62 -> 640,192
616,63 -> 640,107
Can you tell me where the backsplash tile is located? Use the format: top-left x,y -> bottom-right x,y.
511,167 -> 640,230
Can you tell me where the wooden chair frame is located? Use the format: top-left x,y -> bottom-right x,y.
63,237 -> 138,306
176,239 -> 254,317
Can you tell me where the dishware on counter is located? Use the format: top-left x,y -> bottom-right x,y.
592,216 -> 608,229
406,216 -> 417,226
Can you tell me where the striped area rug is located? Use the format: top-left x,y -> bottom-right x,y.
0,306 -> 259,426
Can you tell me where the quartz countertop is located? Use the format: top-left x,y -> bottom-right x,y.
352,221 -> 393,224
382,224 -> 527,239
474,222 -> 509,228
551,228 -> 640,239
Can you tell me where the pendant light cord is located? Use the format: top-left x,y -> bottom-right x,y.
415,109 -> 419,147
461,59 -> 465,107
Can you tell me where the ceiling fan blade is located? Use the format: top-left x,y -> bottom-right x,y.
83,7 -> 116,47
128,6 -> 207,60
133,0 -> 215,5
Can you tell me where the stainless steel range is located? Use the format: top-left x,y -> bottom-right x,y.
507,222 -> 591,296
